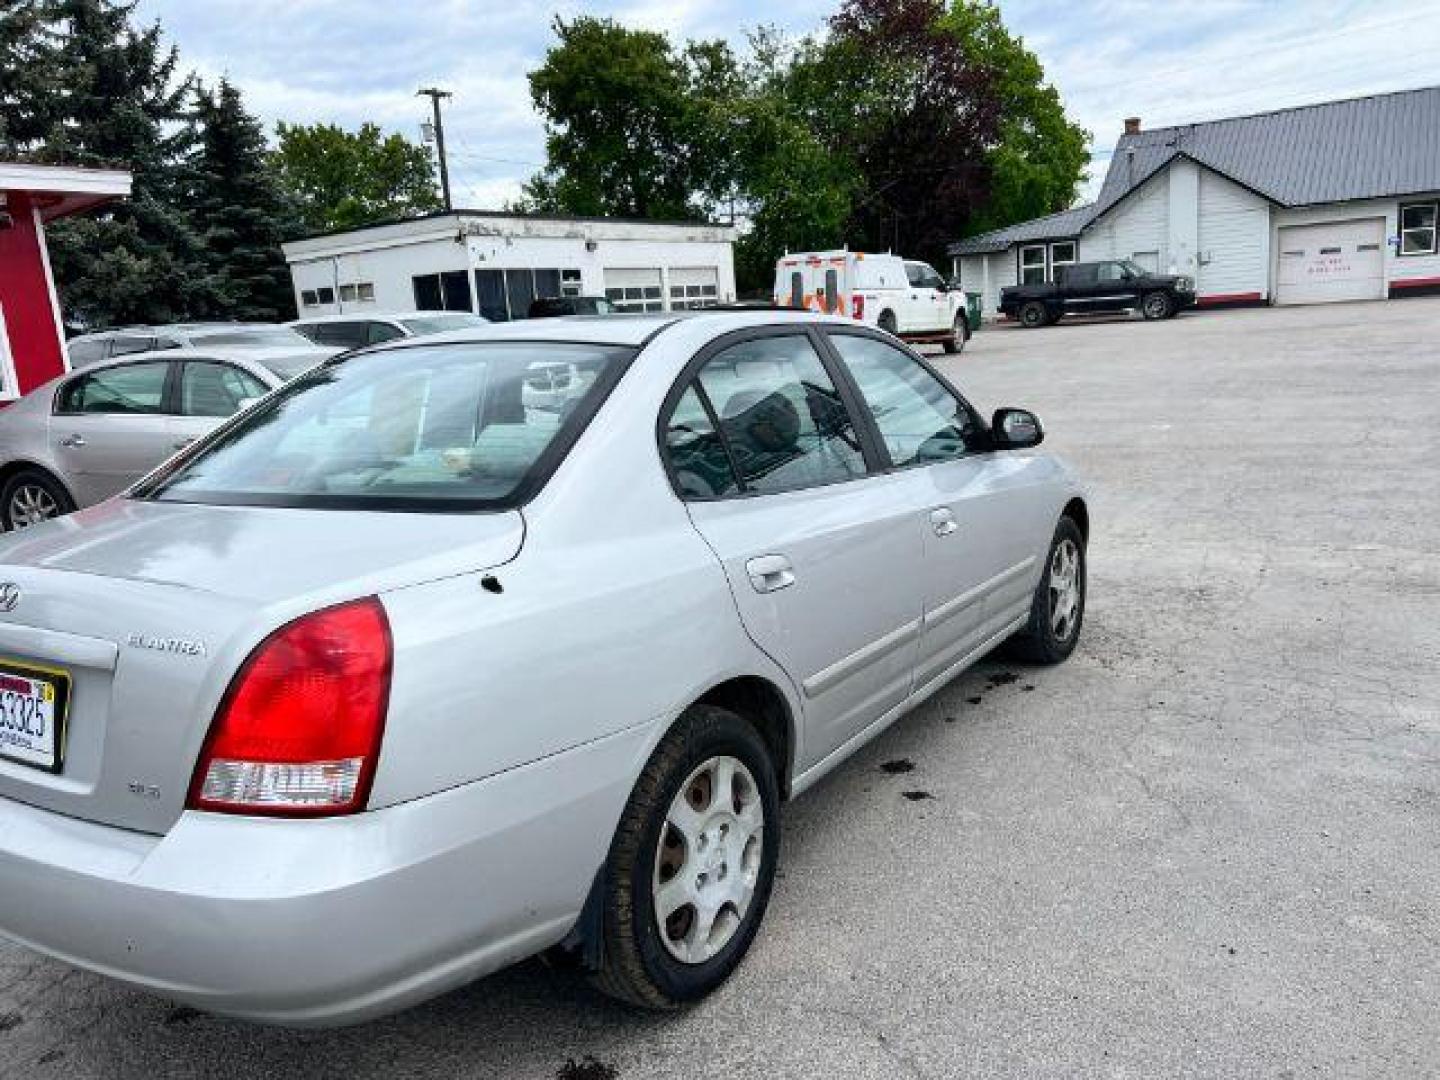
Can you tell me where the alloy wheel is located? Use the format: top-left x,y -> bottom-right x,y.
8,484 -> 59,529
1048,537 -> 1082,641
652,754 -> 765,965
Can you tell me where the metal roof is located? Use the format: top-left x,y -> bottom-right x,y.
949,203 -> 1098,255
951,84 -> 1440,256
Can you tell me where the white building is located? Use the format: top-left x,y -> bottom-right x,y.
952,86 -> 1440,317
282,210 -> 738,321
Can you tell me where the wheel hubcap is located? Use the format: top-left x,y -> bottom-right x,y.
653,755 -> 764,965
8,485 -> 58,528
1049,538 -> 1082,641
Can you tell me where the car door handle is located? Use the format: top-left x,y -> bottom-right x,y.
745,554 -> 796,594
60,434 -> 85,448
930,507 -> 959,537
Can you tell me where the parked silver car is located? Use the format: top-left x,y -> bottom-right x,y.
288,310 -> 488,350
67,323 -> 337,369
0,311 -> 1088,1025
0,348 -> 317,530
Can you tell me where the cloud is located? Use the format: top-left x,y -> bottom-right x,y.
137,0 -> 1435,211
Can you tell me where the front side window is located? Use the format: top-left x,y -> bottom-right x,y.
828,334 -> 981,466
1401,203 -> 1437,255
56,362 -> 170,415
669,334 -> 866,497
1097,262 -> 1126,283
180,362 -> 268,418
140,344 -> 631,511
1020,245 -> 1046,285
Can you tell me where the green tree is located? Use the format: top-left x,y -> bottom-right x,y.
271,121 -> 441,234
191,79 -> 299,321
0,1 -> 56,153
943,1 -> 1089,235
24,0 -> 208,327
521,16 -> 733,219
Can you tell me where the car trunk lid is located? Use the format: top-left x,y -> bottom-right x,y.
0,498 -> 523,833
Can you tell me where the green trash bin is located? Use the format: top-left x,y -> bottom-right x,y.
965,291 -> 982,332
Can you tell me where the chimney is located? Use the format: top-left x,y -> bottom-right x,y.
1124,116 -> 1142,136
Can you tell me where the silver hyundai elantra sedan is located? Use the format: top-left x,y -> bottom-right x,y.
0,310 -> 1088,1025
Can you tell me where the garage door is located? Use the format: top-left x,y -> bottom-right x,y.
1276,219 -> 1385,304
669,266 -> 720,310
603,268 -> 663,313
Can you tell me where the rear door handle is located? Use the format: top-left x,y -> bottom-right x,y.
745,554 -> 795,594
930,507 -> 958,537
60,434 -> 85,448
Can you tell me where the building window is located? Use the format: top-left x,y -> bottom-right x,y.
411,271 -> 473,313
316,286 -> 335,305
357,282 -> 375,302
1019,245 -> 1047,285
301,290 -> 319,307
1050,241 -> 1077,273
339,284 -> 357,302
471,268 -> 576,321
561,268 -> 583,297
1400,202 -> 1437,255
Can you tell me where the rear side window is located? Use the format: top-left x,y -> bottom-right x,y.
663,387 -> 741,499
56,362 -> 170,415
663,334 -> 866,498
140,343 -> 632,511
302,322 -> 371,349
67,340 -> 108,366
828,334 -> 982,466
180,362 -> 269,417
789,272 -> 803,308
108,335 -> 155,356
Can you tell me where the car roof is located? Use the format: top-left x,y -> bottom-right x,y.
64,347 -> 286,378
385,309 -> 840,350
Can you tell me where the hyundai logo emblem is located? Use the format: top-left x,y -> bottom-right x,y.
0,583 -> 19,613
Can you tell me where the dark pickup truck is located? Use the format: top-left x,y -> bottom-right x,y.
1000,259 -> 1195,328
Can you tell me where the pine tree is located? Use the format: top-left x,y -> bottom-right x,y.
190,80 -> 298,321
33,0 -> 208,327
0,0 -> 57,154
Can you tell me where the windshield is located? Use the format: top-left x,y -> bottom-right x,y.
189,327 -> 318,349
398,313 -> 489,336
138,342 -> 633,511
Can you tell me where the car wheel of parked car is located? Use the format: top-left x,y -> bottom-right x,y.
877,310 -> 898,335
1007,516 -> 1086,664
942,314 -> 967,354
1019,301 -> 1049,329
592,704 -> 780,1009
2,469 -> 75,530
1141,292 -> 1174,320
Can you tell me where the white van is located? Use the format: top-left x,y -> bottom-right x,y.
773,250 -> 970,353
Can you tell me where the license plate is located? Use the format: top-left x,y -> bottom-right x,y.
0,660 -> 71,773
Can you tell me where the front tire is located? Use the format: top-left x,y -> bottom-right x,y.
1141,292 -> 1174,320
877,310 -> 898,336
942,313 -> 966,354
1007,516 -> 1086,664
1019,301 -> 1049,329
1,469 -> 75,530
592,705 -> 780,1009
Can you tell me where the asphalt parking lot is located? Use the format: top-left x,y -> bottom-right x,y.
2,298 -> 1438,1078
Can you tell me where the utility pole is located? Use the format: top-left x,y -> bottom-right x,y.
417,87 -> 453,211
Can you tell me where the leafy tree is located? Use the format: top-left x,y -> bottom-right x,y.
521,17 -> 734,219
271,121 -> 442,235
190,79 -> 299,321
13,0 -> 207,327
942,2 -> 1089,235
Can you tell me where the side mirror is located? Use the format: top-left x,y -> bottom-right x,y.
992,407 -> 1044,449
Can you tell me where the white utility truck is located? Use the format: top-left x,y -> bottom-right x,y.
773,250 -> 970,353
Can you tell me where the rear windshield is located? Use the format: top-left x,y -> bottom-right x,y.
190,328 -> 316,349
398,313 -> 489,336
137,342 -> 633,511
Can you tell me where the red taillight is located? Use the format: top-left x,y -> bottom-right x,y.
187,598 -> 392,817
852,294 -> 865,320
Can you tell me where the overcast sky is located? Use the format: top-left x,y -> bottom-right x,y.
136,0 -> 1437,209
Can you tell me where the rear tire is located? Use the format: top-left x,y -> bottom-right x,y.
877,310 -> 898,336
942,314 -> 966,354
1141,292 -> 1174,320
1,469 -> 75,530
1019,301 -> 1049,329
1006,516 -> 1086,664
591,705 -> 780,1009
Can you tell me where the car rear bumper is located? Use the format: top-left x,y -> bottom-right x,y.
0,721 -> 652,1027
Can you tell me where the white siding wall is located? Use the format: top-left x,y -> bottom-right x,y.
290,236 -> 467,315
956,252 -> 1015,319
1197,169 -> 1270,299
1271,195 -> 1440,298
1085,170 -> 1169,269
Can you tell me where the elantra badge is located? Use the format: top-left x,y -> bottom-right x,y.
127,632 -> 208,658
